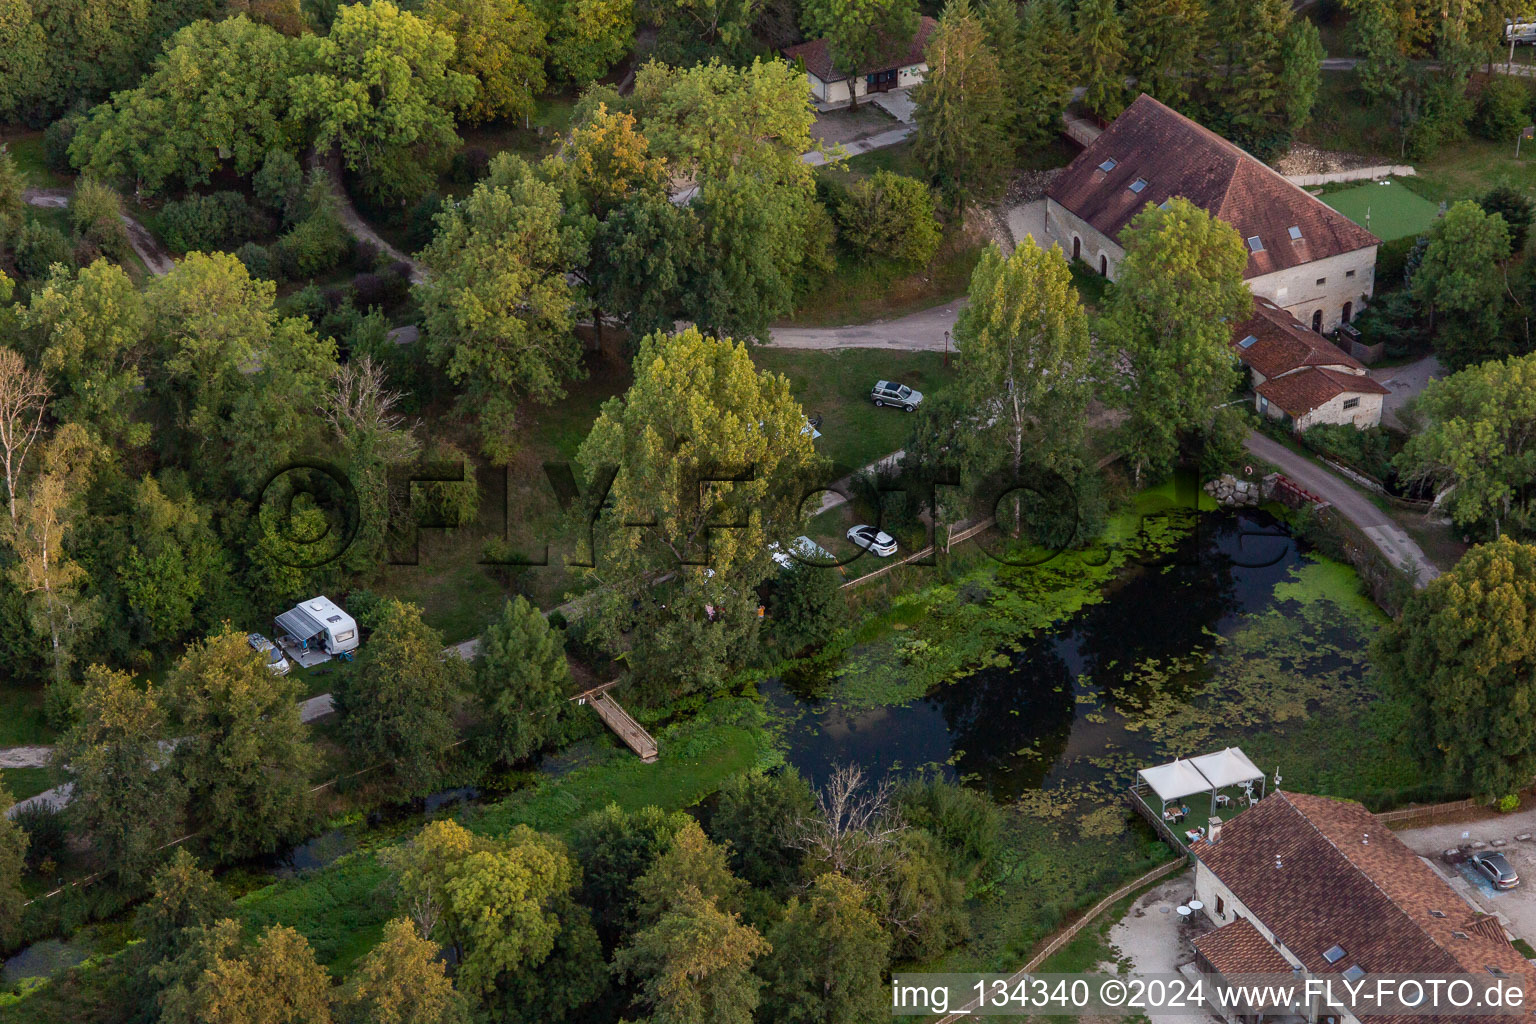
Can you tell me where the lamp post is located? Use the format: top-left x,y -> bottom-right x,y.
943,329 -> 950,367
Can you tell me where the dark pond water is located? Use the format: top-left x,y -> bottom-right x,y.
766,509 -> 1322,800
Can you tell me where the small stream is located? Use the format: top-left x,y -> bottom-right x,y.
766,509 -> 1343,800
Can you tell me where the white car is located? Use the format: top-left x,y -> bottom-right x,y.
770,535 -> 836,569
846,524 -> 897,557
247,632 -> 292,676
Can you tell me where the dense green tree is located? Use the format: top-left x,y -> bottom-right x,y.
895,773 -> 1002,874
424,0 -> 547,126
545,101 -> 669,219
879,828 -> 969,959
334,599 -> 459,792
5,422 -> 99,683
1125,0 -> 1204,107
136,848 -> 233,970
576,328 -> 819,699
0,777 -> 27,947
1348,0 -> 1408,104
418,154 -> 583,462
382,819 -> 577,1000
1102,198 -> 1251,484
799,0 -> 919,109
569,803 -> 691,947
632,818 -> 746,925
613,886 -> 770,1024
1076,0 -> 1127,119
590,191 -> 697,339
1375,537 -> 1536,801
1413,200 -> 1512,368
117,475 -> 233,648
1474,76 -> 1531,145
1204,0 -> 1293,155
630,57 -> 823,338
649,0 -> 760,66
1481,184 -> 1533,254
336,918 -> 470,1024
708,768 -> 814,891
69,16 -> 304,195
0,0 -> 48,124
759,872 -> 890,1024
476,595 -> 570,764
1012,0 -> 1074,148
157,921 -> 334,1024
1280,17 -> 1324,135
954,239 -> 1092,515
1396,353 -> 1536,536
292,0 -> 476,205
170,628 -> 317,862
767,559 -> 843,654
541,0 -> 635,85
19,258 -> 147,448
833,170 -> 941,267
57,665 -> 181,884
0,146 -> 24,249
913,0 -> 1011,212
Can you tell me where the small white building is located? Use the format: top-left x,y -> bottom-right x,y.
275,596 -> 359,657
1046,95 -> 1380,334
783,17 -> 936,107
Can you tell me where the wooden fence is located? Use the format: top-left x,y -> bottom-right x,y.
1376,797 -> 1480,828
932,855 -> 1189,1024
839,517 -> 996,591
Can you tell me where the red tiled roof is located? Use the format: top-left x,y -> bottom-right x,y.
1191,792 -> 1535,1024
1046,95 -> 1380,279
783,16 -> 937,83
1256,366 -> 1389,418
1233,297 -> 1368,380
1194,918 -> 1293,975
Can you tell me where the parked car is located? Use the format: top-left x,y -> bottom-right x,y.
846,524 -> 898,557
1470,851 -> 1520,890
870,380 -> 923,411
247,632 -> 292,676
770,535 -> 836,569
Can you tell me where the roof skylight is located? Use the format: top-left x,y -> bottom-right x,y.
1247,236 -> 1265,252
1099,158 -> 1118,172
1129,178 -> 1148,194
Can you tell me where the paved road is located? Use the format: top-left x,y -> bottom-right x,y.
23,188 -> 173,276
767,300 -> 963,349
1369,354 -> 1442,432
1244,431 -> 1440,586
1397,810 -> 1536,946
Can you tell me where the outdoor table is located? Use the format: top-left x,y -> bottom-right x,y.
1177,906 -> 1193,919
1188,900 -> 1204,912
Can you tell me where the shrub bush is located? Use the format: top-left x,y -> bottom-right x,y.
70,177 -> 130,260
1298,423 -> 1397,481
43,115 -> 81,175
235,240 -> 277,281
1473,76 -> 1531,144
405,192 -> 445,252
1480,184 -> 1534,253
448,147 -> 490,185
413,440 -> 480,528
14,805 -> 67,874
833,170 -> 942,267
159,192 -> 271,253
252,148 -> 305,223
276,211 -> 352,279
768,561 -> 843,654
13,219 -> 75,279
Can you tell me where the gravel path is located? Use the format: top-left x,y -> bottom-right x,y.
22,188 -> 173,276
1244,431 -> 1440,586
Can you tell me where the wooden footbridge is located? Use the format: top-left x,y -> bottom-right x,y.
571,681 -> 657,762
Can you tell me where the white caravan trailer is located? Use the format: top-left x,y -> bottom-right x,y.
275,596 -> 359,659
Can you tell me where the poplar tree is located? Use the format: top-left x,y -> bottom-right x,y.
913,0 -> 1010,212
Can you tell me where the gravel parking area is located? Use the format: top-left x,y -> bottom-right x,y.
1397,809 -> 1536,948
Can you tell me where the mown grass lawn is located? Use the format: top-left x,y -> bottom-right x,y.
1318,178 -> 1442,240
1,130 -> 66,189
781,230 -> 985,329
750,347 -> 955,473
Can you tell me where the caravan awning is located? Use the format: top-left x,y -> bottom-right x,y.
1136,759 -> 1213,803
275,605 -> 326,640
1189,748 -> 1266,791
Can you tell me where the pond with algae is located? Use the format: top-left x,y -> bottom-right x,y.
767,505 -> 1390,807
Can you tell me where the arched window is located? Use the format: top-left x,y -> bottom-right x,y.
1311,310 -> 1323,333
1342,301 -> 1353,324
1099,255 -> 1108,276
1072,236 -> 1081,260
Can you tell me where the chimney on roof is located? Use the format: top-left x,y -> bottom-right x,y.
1208,816 -> 1222,845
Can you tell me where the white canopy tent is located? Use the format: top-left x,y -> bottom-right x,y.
1135,747 -> 1270,816
1136,759 -> 1215,811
